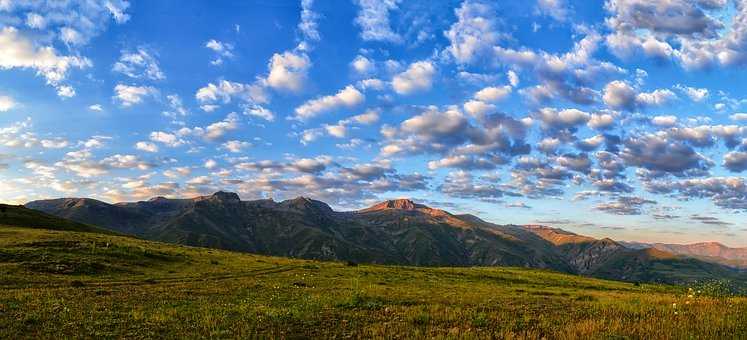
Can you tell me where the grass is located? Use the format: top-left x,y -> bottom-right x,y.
0,225 -> 746,339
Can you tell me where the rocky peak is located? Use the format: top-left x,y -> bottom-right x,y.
208,191 -> 241,202
363,199 -> 427,212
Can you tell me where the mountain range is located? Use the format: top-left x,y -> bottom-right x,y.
23,192 -> 747,285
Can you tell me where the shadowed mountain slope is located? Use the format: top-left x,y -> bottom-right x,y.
25,193 -> 746,285
0,203 -> 119,235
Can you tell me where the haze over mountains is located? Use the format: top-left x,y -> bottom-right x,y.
25,192 -> 747,285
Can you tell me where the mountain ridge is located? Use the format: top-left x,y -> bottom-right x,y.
24,192 -> 746,285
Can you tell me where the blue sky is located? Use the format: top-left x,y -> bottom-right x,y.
1,0 -> 746,246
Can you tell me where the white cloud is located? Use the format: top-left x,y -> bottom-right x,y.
444,1 -> 501,64
324,124 -> 347,138
56,85 -> 75,98
2,1 -> 130,47
354,0 -> 401,43
113,48 -> 165,80
266,51 -> 310,92
299,0 -> 321,42
204,159 -> 218,169
88,104 -> 103,112
293,85 -> 364,120
463,100 -> 495,117
135,141 -> 159,153
651,115 -> 678,127
537,0 -> 569,21
675,84 -> 709,102
149,131 -> 183,147
40,138 -> 69,149
195,80 -> 268,107
351,55 -> 375,75
222,140 -> 251,153
352,109 -> 380,124
392,61 -> 435,95
205,39 -> 235,66
163,167 -> 191,179
730,113 -> 747,121
357,78 -> 386,90
25,13 -> 46,29
114,84 -> 157,107
0,27 -> 91,91
243,105 -> 275,121
474,85 -> 512,102
507,70 -> 519,87
588,113 -> 615,130
204,112 -> 240,140
603,80 -> 676,110
636,89 -> 677,106
0,95 -> 16,112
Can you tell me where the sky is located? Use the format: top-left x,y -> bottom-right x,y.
0,0 -> 746,247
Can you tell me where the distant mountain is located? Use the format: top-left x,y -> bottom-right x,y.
25,192 -> 746,285
0,203 -> 119,235
619,241 -> 747,269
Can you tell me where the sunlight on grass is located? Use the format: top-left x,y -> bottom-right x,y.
1,226 -> 745,338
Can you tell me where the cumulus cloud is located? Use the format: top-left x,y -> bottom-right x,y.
445,1 -> 502,64
0,27 -> 91,94
501,30 -> 623,105
536,108 -> 590,130
643,177 -> 747,211
603,80 -> 677,110
204,113 -> 241,140
474,86 -> 512,102
651,115 -> 678,127
205,39 -> 235,66
604,0 -> 747,70
135,141 -> 159,153
392,61 -> 436,95
222,140 -> 251,153
587,113 -> 616,130
675,84 -> 709,102
621,133 -> 712,175
354,0 -> 401,43
113,84 -> 158,107
149,131 -> 183,147
724,151 -> 747,172
350,55 -> 375,75
381,108 -> 528,172
293,85 -> 364,121
195,80 -> 268,106
537,0 -> 569,21
266,51 -> 311,93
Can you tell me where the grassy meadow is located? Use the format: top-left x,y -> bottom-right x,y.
0,225 -> 745,339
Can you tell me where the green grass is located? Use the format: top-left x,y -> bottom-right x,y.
1,225 -> 746,339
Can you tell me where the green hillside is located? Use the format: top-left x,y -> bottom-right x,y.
1,225 -> 746,338
0,204 -> 120,235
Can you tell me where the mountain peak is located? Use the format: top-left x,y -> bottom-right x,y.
279,196 -> 333,214
358,199 -> 451,216
210,191 -> 241,201
363,198 -> 428,212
